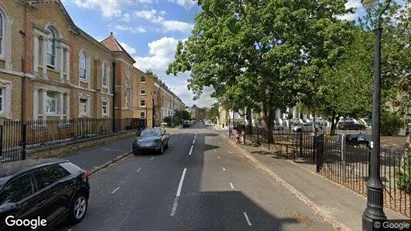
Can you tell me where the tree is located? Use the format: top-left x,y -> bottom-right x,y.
207,103 -> 219,124
167,0 -> 350,143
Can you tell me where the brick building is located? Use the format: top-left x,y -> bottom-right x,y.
0,0 -> 184,127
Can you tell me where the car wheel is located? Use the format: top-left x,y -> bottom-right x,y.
67,192 -> 88,225
159,143 -> 164,154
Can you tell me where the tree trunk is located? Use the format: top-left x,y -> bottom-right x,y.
246,107 -> 252,134
267,107 -> 274,144
330,111 -> 337,135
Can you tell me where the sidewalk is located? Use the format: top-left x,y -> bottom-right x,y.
219,132 -> 407,231
64,137 -> 134,172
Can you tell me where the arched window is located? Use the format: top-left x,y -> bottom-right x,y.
0,12 -> 3,56
141,112 -> 145,119
47,27 -> 57,67
79,51 -> 88,81
102,62 -> 108,88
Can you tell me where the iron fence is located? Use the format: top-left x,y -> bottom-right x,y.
239,126 -> 410,218
0,118 -> 146,163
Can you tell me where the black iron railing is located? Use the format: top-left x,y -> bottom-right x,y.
230,126 -> 410,217
0,118 -> 146,163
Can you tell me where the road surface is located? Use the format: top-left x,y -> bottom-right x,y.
58,122 -> 334,231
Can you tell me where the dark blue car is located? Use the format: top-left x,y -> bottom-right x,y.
132,128 -> 169,155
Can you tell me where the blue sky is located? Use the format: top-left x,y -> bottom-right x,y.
61,0 -> 210,107
61,0 -> 405,108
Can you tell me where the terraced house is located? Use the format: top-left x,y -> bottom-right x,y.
0,0 -> 184,127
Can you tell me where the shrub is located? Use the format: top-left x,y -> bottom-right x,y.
397,155 -> 411,194
380,112 -> 403,136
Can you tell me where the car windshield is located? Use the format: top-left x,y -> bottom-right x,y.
140,129 -> 160,138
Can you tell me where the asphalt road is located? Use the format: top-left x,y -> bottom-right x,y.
58,122 -> 334,231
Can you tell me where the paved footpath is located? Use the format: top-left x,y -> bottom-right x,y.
214,129 -> 408,231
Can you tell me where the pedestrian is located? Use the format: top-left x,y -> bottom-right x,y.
235,125 -> 241,143
240,124 -> 246,144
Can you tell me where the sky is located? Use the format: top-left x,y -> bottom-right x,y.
60,0 -> 403,108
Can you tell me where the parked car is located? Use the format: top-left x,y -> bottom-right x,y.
132,128 -> 169,155
0,159 -> 90,231
183,120 -> 191,128
292,122 -> 319,132
345,133 -> 370,147
337,121 -> 366,130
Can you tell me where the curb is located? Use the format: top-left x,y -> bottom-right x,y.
220,134 -> 351,231
89,152 -> 132,177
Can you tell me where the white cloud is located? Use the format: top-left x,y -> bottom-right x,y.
133,10 -> 193,32
134,37 -> 179,70
73,0 -> 132,18
336,13 -> 358,21
114,25 -> 147,34
161,20 -> 194,32
132,37 -> 215,107
134,9 -> 165,23
167,0 -> 198,9
345,0 -> 362,9
119,42 -> 138,56
137,0 -> 154,3
121,13 -> 131,22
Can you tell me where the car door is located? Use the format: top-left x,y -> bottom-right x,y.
32,164 -> 71,227
0,173 -> 39,231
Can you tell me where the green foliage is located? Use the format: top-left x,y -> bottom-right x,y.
381,111 -> 403,136
206,103 -> 219,123
396,155 -> 411,194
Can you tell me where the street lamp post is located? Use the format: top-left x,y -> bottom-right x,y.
361,0 -> 391,230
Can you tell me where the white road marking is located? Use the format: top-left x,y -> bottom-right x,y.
189,145 -> 194,156
151,157 -> 155,160
192,139 -> 195,145
170,197 -> 179,216
217,156 -> 220,159
243,212 -> 252,226
137,168 -> 142,172
170,168 -> 187,216
176,168 -> 187,197
111,187 -> 120,194
213,149 -> 217,152
230,182 -> 234,189
223,167 -> 226,171
103,148 -> 128,152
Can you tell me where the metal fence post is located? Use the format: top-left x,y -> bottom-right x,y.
21,123 -> 27,160
341,134 -> 346,182
299,132 -> 303,159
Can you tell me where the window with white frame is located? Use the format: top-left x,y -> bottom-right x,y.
46,91 -> 58,114
140,76 -> 146,83
0,12 -> 3,57
46,27 -> 57,68
140,112 -> 145,119
140,100 -> 146,107
38,37 -> 43,66
102,101 -> 108,116
79,51 -> 88,82
79,98 -> 88,115
102,62 -> 108,88
140,89 -> 146,95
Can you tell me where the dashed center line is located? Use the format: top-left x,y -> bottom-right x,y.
151,157 -> 155,160
223,167 -> 226,171
137,168 -> 142,172
189,145 -> 194,156
217,156 -> 220,159
230,182 -> 234,189
111,187 -> 120,194
170,168 -> 187,216
243,212 -> 252,226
